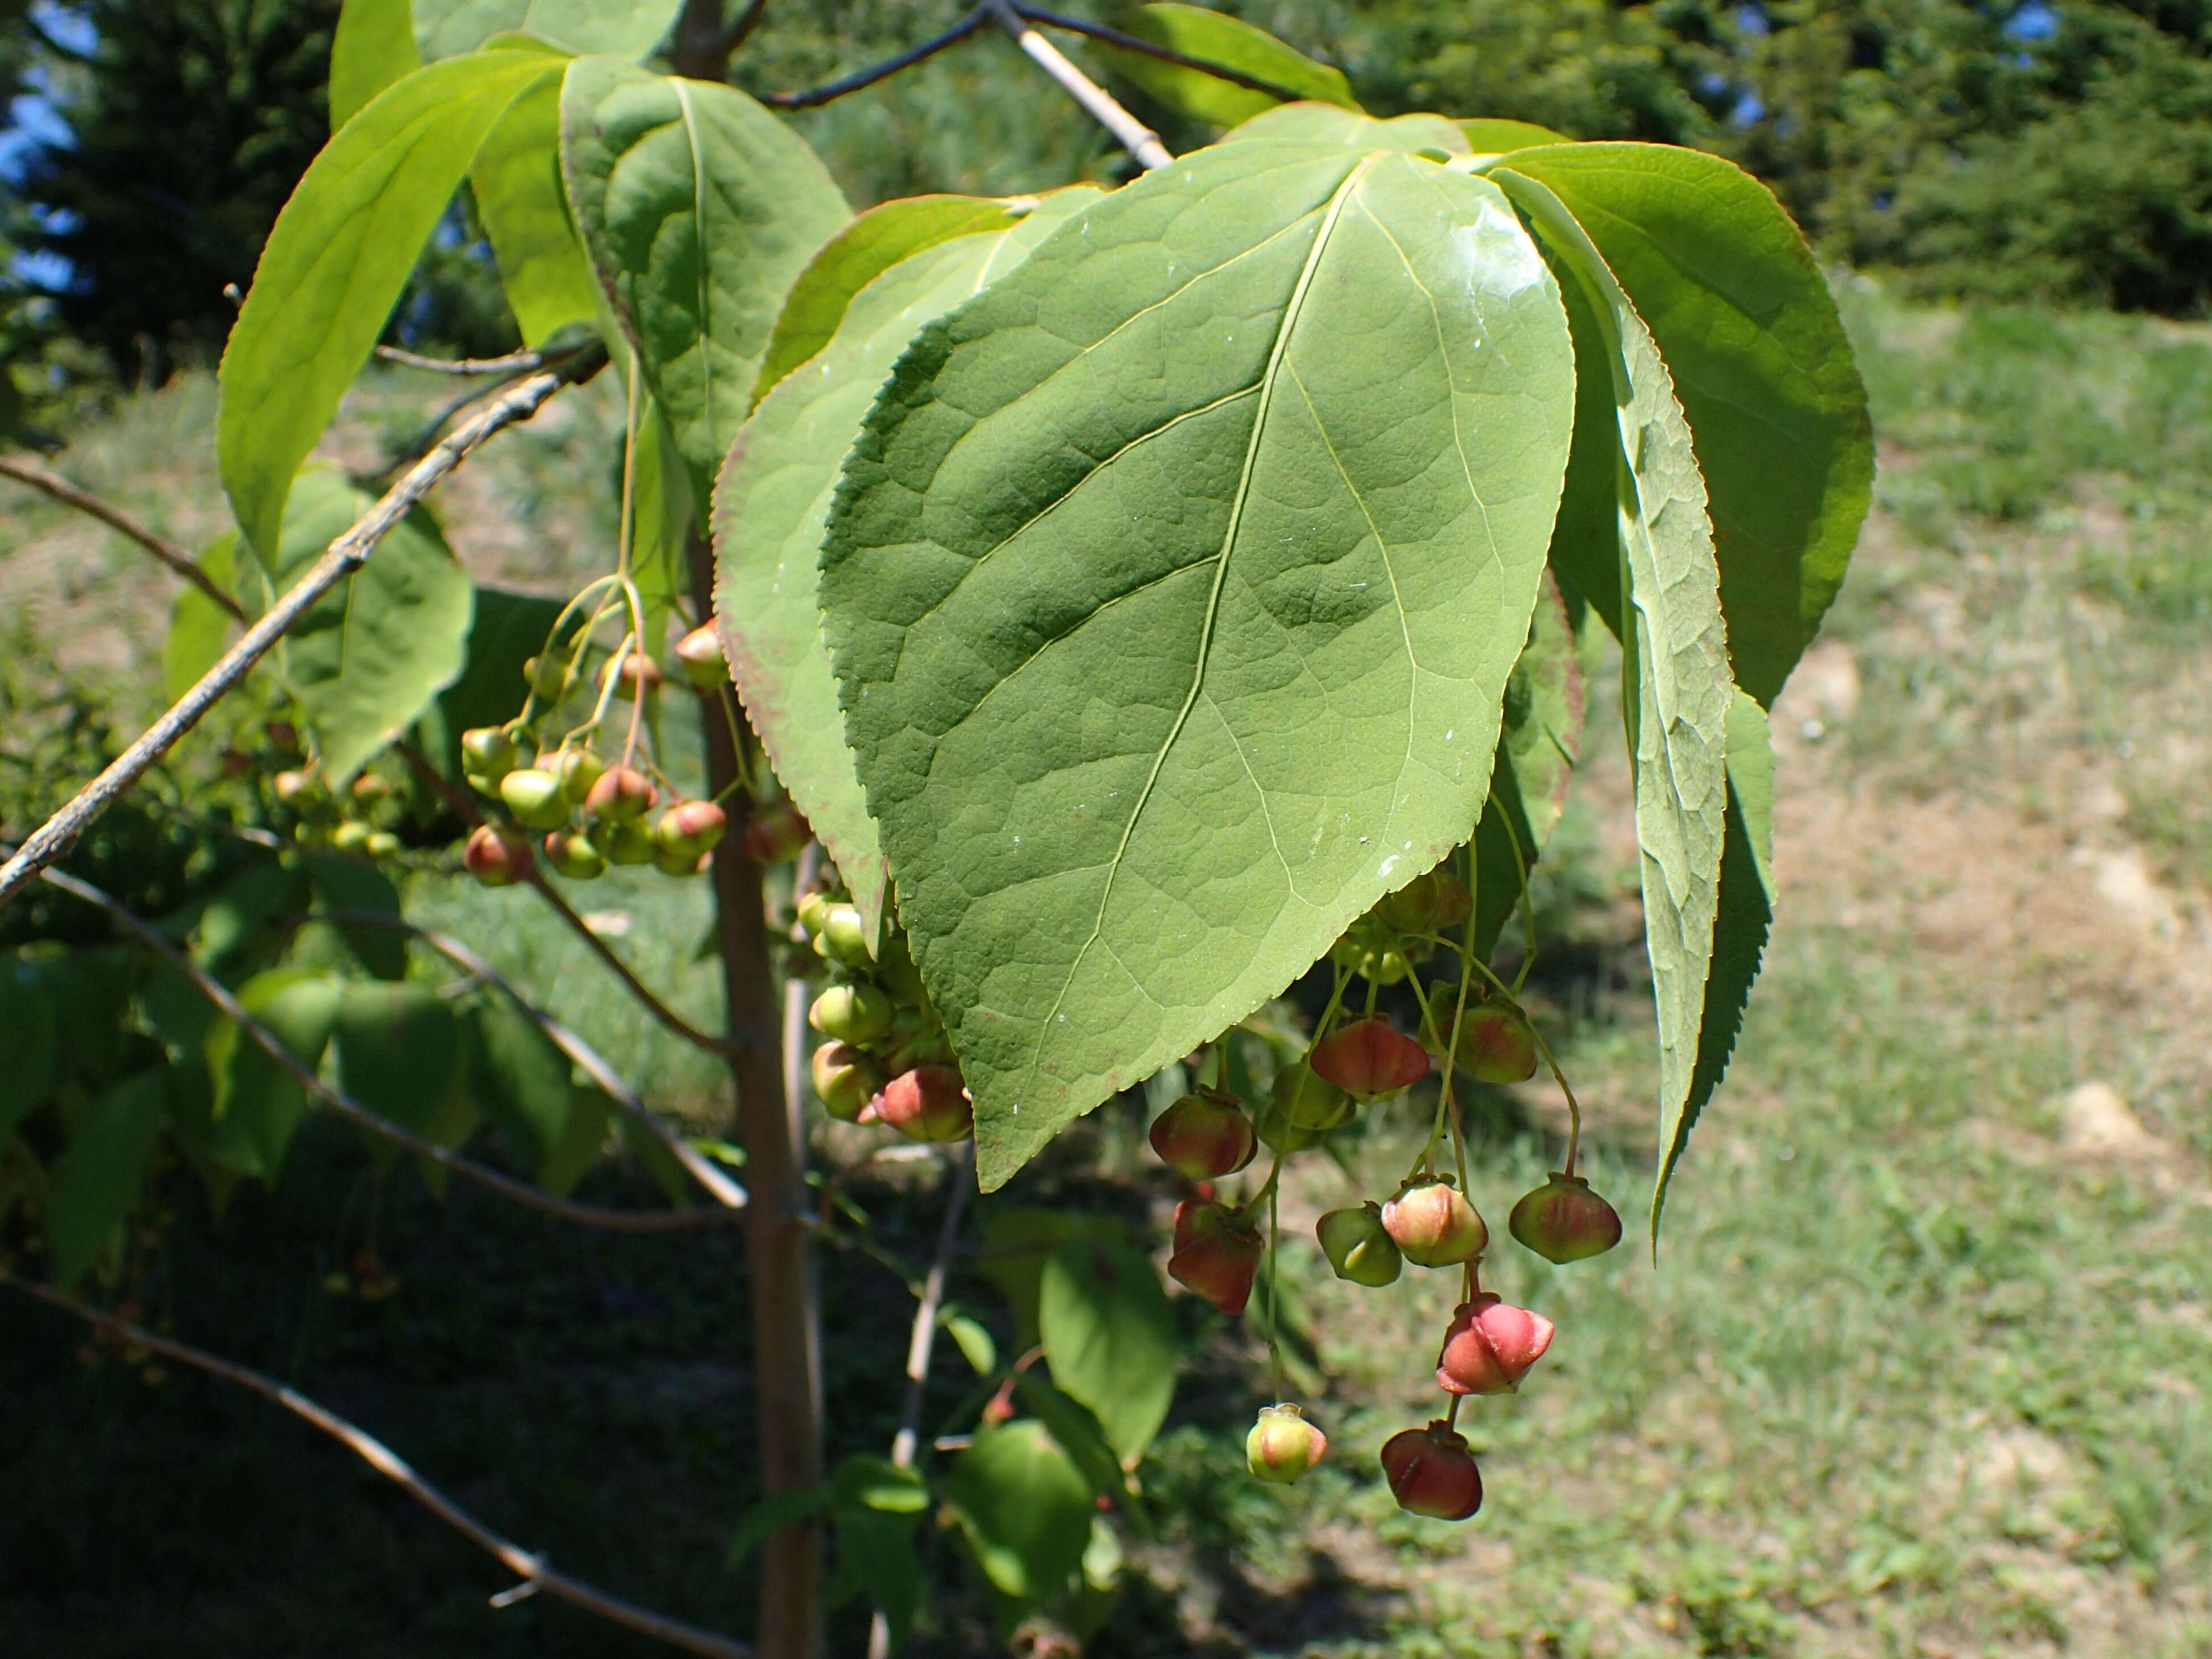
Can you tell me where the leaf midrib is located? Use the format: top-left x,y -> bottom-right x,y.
1027,154 -> 1381,1073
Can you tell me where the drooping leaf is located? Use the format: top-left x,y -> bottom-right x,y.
1498,168 -> 1731,1187
1101,4 -> 1359,129
1538,247 -> 1624,632
331,0 -> 422,129
627,389 -> 694,657
1037,1239 -> 1174,1464
199,971 -> 344,1179
560,58 -> 850,511
415,0 -> 683,60
162,534 -> 239,703
269,468 -> 475,783
1013,1373 -> 1143,1515
47,1071 -> 169,1286
1497,143 -> 1872,708
944,1420 -> 1095,1603
1225,101 -> 1468,154
945,1310 -> 997,1375
218,48 -> 561,560
830,1453 -> 930,1515
1655,690 -> 1775,1244
831,1510 -> 923,1648
821,140 -> 1575,1189
295,851 -> 409,981
1457,118 -> 1567,154
715,191 -> 1095,930
192,860 -> 305,975
0,957 -> 59,1144
755,194 -> 1049,409
417,585 -> 575,776
331,981 -> 472,1175
464,992 -> 607,1195
474,73 -> 601,346
972,1209 -> 1141,1352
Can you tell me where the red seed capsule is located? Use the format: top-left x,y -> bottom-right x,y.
1381,1177 -> 1488,1267
1436,1293 -> 1555,1396
870,1065 -> 972,1143
1508,1171 -> 1623,1263
1309,1017 -> 1431,1100
1446,1004 -> 1539,1084
1380,1421 -> 1484,1521
1168,1199 -> 1264,1316
462,824 -> 530,887
1149,1089 -> 1257,1181
740,799 -> 812,864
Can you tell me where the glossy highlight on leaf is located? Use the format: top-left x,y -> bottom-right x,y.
1102,3 -> 1360,129
822,138 -> 1575,1188
415,0 -> 684,61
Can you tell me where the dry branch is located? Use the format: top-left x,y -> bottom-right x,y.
987,0 -> 1172,170
0,455 -> 247,622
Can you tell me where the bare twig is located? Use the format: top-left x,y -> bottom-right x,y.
0,1273 -> 752,1659
24,857 -> 731,1233
866,1140 -> 976,1659
391,742 -> 748,1062
1013,5 -> 1317,103
0,455 -> 247,622
328,909 -> 751,1212
985,0 -> 1172,170
374,345 -> 553,376
762,6 -> 990,108
0,345 -> 607,911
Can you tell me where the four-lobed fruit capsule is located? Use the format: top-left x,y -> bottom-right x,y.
871,1065 -> 972,1143
1381,1421 -> 1484,1520
463,824 -> 529,887
809,982 -> 894,1045
1508,1171 -> 1622,1262
1315,1201 -> 1403,1287
1150,1089 -> 1257,1181
812,1041 -> 886,1123
1382,1177 -> 1488,1267
1246,1404 -> 1327,1484
1310,1016 -> 1431,1101
584,765 -> 656,824
1168,1198 -> 1264,1316
1435,1293 -> 1555,1395
673,624 -> 727,690
1443,1004 -> 1539,1084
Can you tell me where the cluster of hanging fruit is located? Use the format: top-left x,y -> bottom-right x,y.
271,761 -> 406,861
452,622 -> 804,887
1153,862 -> 1623,1519
801,888 -> 973,1143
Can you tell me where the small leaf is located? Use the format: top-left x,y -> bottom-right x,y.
822,140 -> 1575,1189
1654,691 -> 1775,1244
331,0 -> 422,129
715,191 -> 1094,931
1038,1239 -> 1174,1464
162,535 -> 238,702
830,1453 -> 930,1515
944,1420 -> 1095,1603
1102,3 -> 1359,129
1498,168 -> 1732,1199
726,1483 -> 829,1567
474,74 -> 601,346
560,58 -> 850,512
219,48 -> 562,560
626,390 -> 693,657
270,469 -> 475,783
944,1310 -> 997,1375
1498,143 -> 1873,708
47,1071 -> 169,1287
415,0 -> 684,60
754,194 -> 1048,408
0,957 -> 59,1144
200,971 -> 343,1179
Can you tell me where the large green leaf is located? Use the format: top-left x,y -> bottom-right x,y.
754,194 -> 1046,409
331,0 -> 422,130
1102,4 -> 1359,129
1013,1373 -> 1143,1513
1498,168 -> 1731,1184
162,534 -> 238,703
1655,690 -> 1775,1244
465,992 -> 601,1195
1226,101 -> 1468,154
626,389 -> 694,657
415,0 -> 683,59
331,981 -> 474,1176
47,1071 -> 169,1287
822,140 -> 1575,1188
1471,575 -> 1584,960
0,957 -> 58,1144
416,585 -> 574,776
474,73 -> 601,346
1037,1238 -> 1175,1464
219,48 -> 561,560
1458,118 -> 1569,154
560,58 -> 850,511
1496,144 -> 1872,708
270,469 -> 475,783
199,970 -> 344,1180
715,191 -> 1095,930
296,853 -> 409,981
945,1420 -> 1095,1603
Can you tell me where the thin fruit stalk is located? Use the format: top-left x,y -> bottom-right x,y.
684,522 -> 823,1658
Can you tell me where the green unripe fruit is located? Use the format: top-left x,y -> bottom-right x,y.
817,903 -> 871,967
809,983 -> 894,1045
654,799 -> 727,861
602,818 -> 657,866
1382,1177 -> 1488,1268
1246,1404 -> 1327,1484
673,623 -> 727,690
1443,1004 -> 1539,1085
1508,1172 -> 1623,1263
521,654 -> 572,698
460,726 -> 520,785
363,830 -> 402,861
1273,1060 -> 1353,1132
1315,1201 -> 1403,1287
272,768 -> 321,806
543,747 -> 605,808
332,820 -> 374,854
875,927 -> 929,1008
796,890 -> 833,940
811,1041 -> 885,1123
543,830 -> 606,881
349,772 -> 392,803
500,768 -> 569,830
654,844 -> 708,879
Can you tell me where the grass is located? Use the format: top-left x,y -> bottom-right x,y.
5,285 -> 2211,1657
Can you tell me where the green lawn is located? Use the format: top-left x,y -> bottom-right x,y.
3,286 -> 2209,1657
